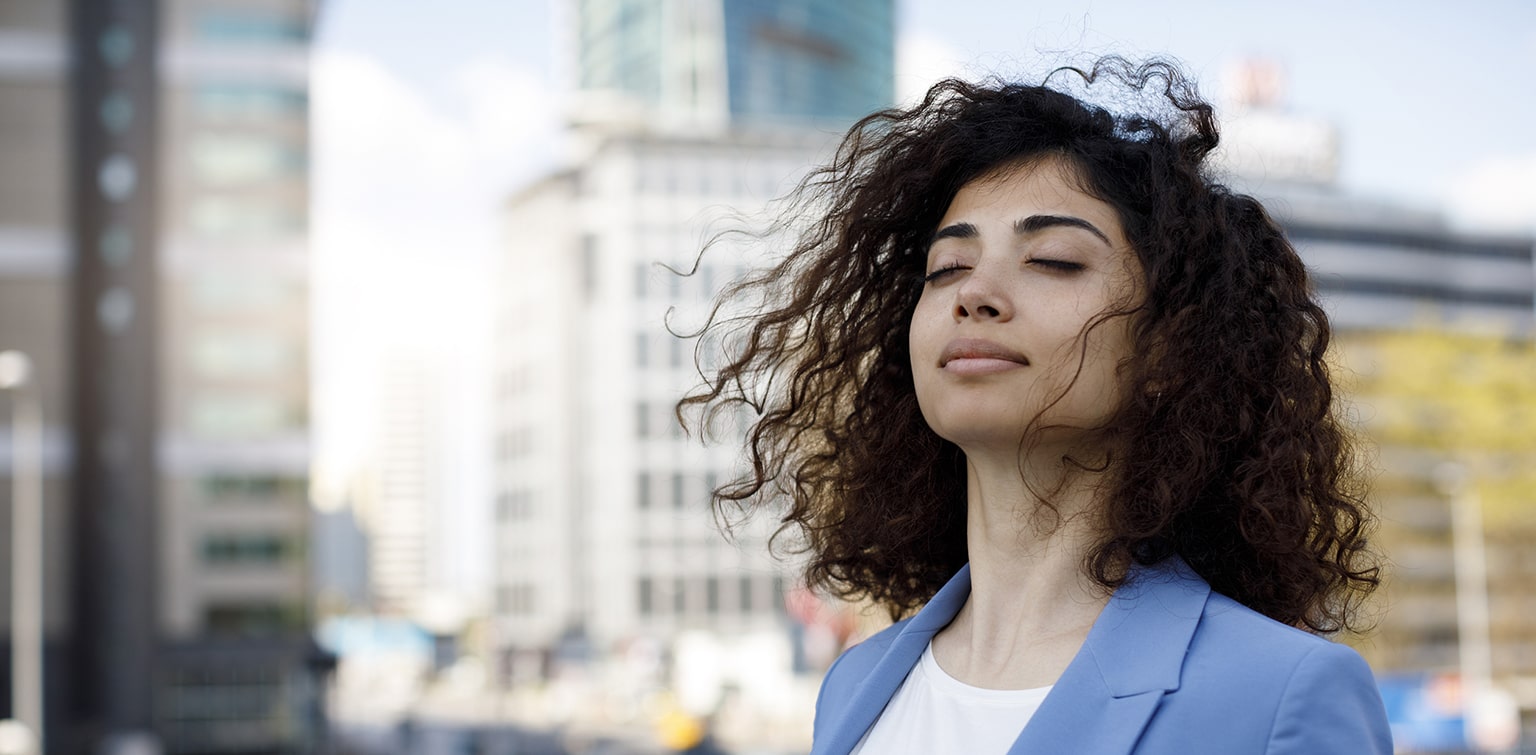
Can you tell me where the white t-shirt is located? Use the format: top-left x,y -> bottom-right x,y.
851,641 -> 1053,754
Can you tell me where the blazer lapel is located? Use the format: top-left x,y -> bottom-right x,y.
1007,557 -> 1211,754
813,565 -> 973,755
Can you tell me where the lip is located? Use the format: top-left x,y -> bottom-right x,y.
938,338 -> 1030,373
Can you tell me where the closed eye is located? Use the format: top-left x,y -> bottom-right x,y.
1027,258 -> 1084,272
923,264 -> 970,283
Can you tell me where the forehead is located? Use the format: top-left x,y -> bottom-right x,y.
943,156 -> 1116,225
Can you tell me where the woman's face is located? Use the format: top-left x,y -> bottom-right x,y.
908,156 -> 1145,455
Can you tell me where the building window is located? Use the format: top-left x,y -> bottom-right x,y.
706,576 -> 720,615
512,583 -> 536,615
203,602 -> 301,635
498,492 -> 534,522
671,472 -> 685,509
673,577 -> 687,615
580,234 -> 599,298
188,197 -> 303,240
636,401 -> 649,438
202,534 -> 295,565
636,332 -> 649,369
635,262 -> 649,298
195,83 -> 308,119
637,472 -> 651,509
190,331 -> 292,377
188,394 -> 294,437
189,275 -> 292,311
199,474 -> 305,503
638,577 -> 654,616
195,10 -> 308,45
739,575 -> 755,613
669,335 -> 684,369
161,660 -> 285,727
190,135 -> 306,185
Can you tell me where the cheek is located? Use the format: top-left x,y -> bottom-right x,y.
907,300 -> 944,418
907,293 -> 943,365
1073,324 -> 1136,401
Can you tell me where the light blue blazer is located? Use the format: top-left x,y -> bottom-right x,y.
812,558 -> 1392,754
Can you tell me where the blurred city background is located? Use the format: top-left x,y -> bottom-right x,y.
0,0 -> 1533,753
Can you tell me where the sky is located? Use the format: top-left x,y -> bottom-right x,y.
309,0 -> 1536,598
314,0 -> 1536,235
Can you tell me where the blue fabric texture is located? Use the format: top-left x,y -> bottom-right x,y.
811,557 -> 1392,754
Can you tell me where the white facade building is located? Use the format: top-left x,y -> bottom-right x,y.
493,126 -> 835,662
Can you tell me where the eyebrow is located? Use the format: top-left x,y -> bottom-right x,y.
1014,214 -> 1112,245
930,222 -> 978,243
930,215 -> 1112,246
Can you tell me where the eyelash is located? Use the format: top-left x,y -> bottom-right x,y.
1030,258 -> 1084,272
922,258 -> 1084,283
922,264 -> 968,283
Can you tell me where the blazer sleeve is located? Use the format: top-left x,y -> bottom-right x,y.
813,647 -> 855,742
1264,641 -> 1393,755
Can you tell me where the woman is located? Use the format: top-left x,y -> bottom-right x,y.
678,57 -> 1390,754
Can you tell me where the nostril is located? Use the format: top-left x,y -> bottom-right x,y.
978,305 -> 1000,318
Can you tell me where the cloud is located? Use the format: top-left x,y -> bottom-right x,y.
448,57 -> 563,187
312,50 -> 562,262
895,29 -> 969,106
313,50 -> 476,256
310,50 -> 551,501
1443,153 -> 1536,234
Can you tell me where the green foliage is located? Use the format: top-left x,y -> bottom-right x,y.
1338,327 -> 1536,525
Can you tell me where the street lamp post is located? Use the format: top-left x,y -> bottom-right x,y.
1434,460 -> 1521,751
0,350 -> 42,755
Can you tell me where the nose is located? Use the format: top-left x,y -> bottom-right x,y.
953,265 -> 1012,322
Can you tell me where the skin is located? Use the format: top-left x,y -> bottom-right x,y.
908,155 -> 1145,690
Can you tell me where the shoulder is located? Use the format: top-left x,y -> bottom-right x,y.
813,619 -> 910,737
1191,590 -> 1344,663
1153,592 -> 1391,753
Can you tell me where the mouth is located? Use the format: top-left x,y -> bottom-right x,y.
938,338 -> 1030,371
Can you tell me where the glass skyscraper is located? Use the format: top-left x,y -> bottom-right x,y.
574,0 -> 894,126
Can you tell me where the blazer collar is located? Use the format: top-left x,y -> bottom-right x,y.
817,557 -> 1212,755
814,562 -> 974,754
1007,556 -> 1211,753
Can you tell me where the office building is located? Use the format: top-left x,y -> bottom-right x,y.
569,0 -> 894,128
492,1 -> 894,690
156,2 -> 321,752
494,126 -> 825,659
0,4 -> 75,748
0,1 -> 325,752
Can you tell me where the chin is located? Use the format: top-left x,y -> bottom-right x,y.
925,405 -> 1119,456
921,408 -> 1036,450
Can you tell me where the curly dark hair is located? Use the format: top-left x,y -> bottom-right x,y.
677,56 -> 1380,633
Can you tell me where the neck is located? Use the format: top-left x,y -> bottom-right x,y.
930,445 -> 1113,689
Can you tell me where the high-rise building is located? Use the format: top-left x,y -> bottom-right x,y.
0,4 -> 76,748
492,4 -> 895,686
0,1 -> 326,752
492,5 -> 895,703
495,128 -> 826,658
570,0 -> 894,128
358,349 -> 437,617
156,2 -> 322,751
